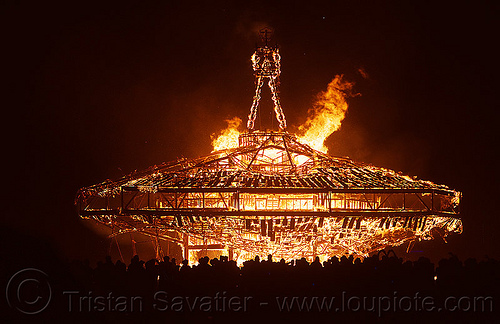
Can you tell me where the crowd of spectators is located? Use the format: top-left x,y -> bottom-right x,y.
3,250 -> 498,323
66,251 -> 499,298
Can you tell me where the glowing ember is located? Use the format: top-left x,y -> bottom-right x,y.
297,75 -> 355,153
211,117 -> 242,152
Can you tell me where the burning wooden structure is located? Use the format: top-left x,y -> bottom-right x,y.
76,29 -> 461,264
77,130 -> 461,263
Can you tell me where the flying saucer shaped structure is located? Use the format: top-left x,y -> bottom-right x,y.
76,29 -> 461,263
76,130 -> 462,263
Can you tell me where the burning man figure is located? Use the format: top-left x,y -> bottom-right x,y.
247,28 -> 287,131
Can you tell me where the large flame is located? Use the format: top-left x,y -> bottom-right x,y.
211,117 -> 242,152
297,75 -> 355,153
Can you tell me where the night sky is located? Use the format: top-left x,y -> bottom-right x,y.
2,1 -> 498,265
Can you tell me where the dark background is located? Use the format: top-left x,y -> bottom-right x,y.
2,1 -> 498,266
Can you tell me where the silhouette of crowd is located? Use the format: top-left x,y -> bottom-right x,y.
3,250 -> 499,323
65,251 -> 499,298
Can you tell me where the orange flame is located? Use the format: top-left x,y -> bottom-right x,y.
297,75 -> 355,153
211,117 -> 242,152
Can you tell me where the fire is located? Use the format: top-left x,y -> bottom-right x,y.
211,117 -> 242,151
297,75 -> 355,153
211,76 -> 355,154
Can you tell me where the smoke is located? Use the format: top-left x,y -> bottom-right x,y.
234,18 -> 272,44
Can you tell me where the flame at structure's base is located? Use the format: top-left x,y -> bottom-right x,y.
77,131 -> 461,265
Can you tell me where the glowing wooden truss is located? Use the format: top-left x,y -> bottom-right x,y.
77,132 -> 462,263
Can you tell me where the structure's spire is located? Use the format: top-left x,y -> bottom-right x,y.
247,27 -> 287,131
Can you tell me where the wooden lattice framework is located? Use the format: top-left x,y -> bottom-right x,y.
76,131 -> 462,263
